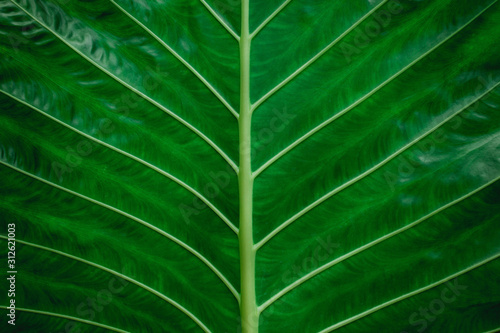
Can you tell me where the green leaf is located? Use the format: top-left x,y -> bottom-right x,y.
1,0 -> 499,332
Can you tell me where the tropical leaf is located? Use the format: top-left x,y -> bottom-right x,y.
1,0 -> 499,332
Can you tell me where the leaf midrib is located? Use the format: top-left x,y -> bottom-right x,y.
4,1 -> 499,332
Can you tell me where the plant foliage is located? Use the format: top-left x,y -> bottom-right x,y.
1,0 -> 500,332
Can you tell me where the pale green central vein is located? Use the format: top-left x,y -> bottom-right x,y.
0,236 -> 211,333
238,0 -> 258,332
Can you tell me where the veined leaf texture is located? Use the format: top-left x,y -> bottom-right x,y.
1,0 -> 499,332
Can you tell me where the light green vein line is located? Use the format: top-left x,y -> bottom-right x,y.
254,80 -> 500,250
9,0 -> 238,173
198,0 -> 240,41
319,254 -> 500,332
110,0 -> 239,119
0,160 -> 240,303
238,0 -> 258,330
250,0 -> 293,39
252,0 -> 498,178
250,0 -> 390,112
0,306 -> 129,333
258,176 -> 500,313
482,327 -> 500,333
0,236 -> 212,333
0,89 -> 238,235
